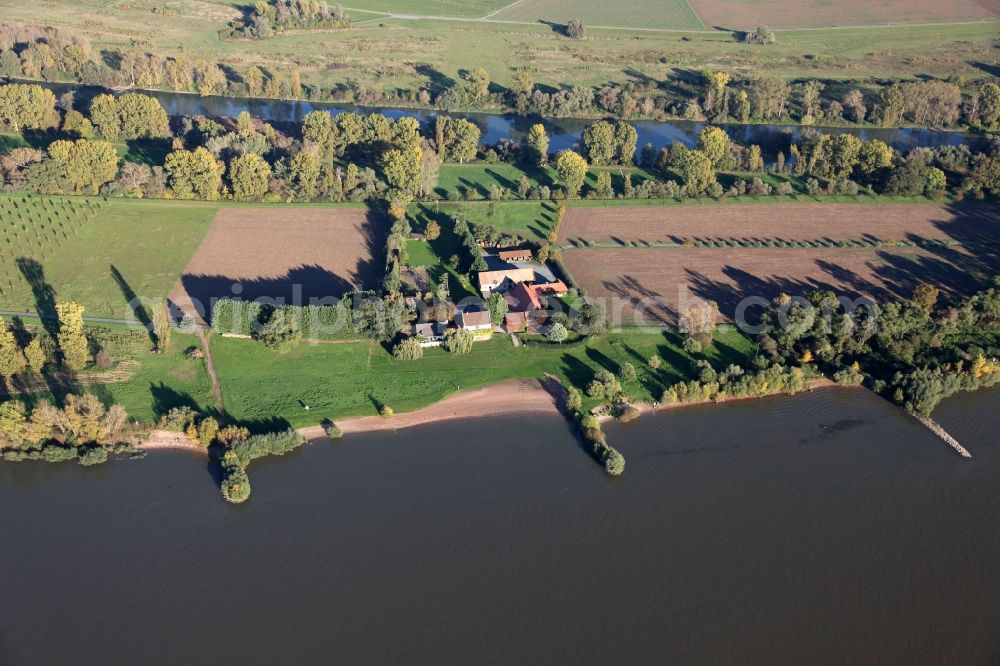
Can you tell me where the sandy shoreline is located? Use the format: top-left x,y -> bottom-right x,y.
136,378 -> 841,450
301,379 -> 561,440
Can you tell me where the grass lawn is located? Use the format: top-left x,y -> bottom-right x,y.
409,200 -> 559,241
210,325 -> 756,427
0,195 -> 217,319
437,163 -> 658,200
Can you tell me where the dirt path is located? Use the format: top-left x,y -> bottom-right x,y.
198,329 -> 225,413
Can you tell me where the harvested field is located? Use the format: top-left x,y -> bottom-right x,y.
170,207 -> 387,322
563,245 -> 1000,325
560,203 -> 1000,246
688,0 -> 999,28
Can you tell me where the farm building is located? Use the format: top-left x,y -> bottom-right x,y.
414,322 -> 447,347
497,248 -> 533,263
504,280 -> 569,313
504,311 -> 529,333
478,267 -> 537,294
456,310 -> 492,333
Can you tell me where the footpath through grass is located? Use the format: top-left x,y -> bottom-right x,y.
210,326 -> 756,427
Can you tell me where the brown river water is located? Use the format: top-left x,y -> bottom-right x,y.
2,385 -> 1000,665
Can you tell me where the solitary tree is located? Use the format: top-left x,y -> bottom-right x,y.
555,150 -> 588,198
565,19 -> 585,38
152,301 -> 172,352
547,322 -> 569,343
56,301 -> 90,371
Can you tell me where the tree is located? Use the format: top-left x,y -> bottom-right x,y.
676,149 -> 715,196
696,126 -> 730,167
255,309 -> 302,353
24,338 -> 46,374
583,120 -> 615,165
47,139 -> 119,194
464,67 -> 490,101
613,122 -> 638,165
444,328 -> 475,354
89,93 -> 168,140
912,283 -> 939,312
152,301 -> 171,351
547,322 -> 568,343
444,119 -> 480,163
381,143 -> 423,194
486,292 -> 508,326
425,220 -> 441,240
289,150 -> 321,198
555,150 -> 588,198
593,171 -> 613,199
842,89 -> 867,123
244,65 -> 265,97
748,74 -> 790,119
747,25 -> 775,44
856,139 -> 893,180
56,301 -> 90,371
393,337 -> 424,360
525,123 -> 549,165
619,362 -> 637,382
0,83 -> 57,132
418,146 -> 440,198
734,89 -> 751,123
980,82 -> 1000,128
510,68 -> 534,97
747,144 -> 764,171
302,110 -> 337,160
229,153 -> 271,199
165,147 -> 222,199
565,19 -> 585,38
0,318 -> 25,379
680,300 -> 719,348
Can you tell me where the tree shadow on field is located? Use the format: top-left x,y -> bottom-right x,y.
111,265 -> 154,344
181,266 -> 355,323
16,258 -> 59,339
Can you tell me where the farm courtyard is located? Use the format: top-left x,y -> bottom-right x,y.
169,206 -> 388,322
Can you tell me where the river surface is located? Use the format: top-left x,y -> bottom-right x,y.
40,82 -> 975,157
3,385 -> 1000,665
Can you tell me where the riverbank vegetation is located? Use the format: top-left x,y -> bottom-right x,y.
1,83 -> 996,214
750,283 -> 1000,416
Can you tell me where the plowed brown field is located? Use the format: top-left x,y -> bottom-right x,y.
169,207 -> 387,321
563,245 -> 998,325
560,203 -> 1000,246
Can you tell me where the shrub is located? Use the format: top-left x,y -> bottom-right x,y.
380,404 -> 394,418
619,362 -> 637,383
77,445 -> 109,466
230,428 -> 306,465
648,355 -> 662,370
617,405 -> 641,422
256,309 -> 302,353
444,328 -> 475,354
393,337 -> 424,360
160,406 -> 198,432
